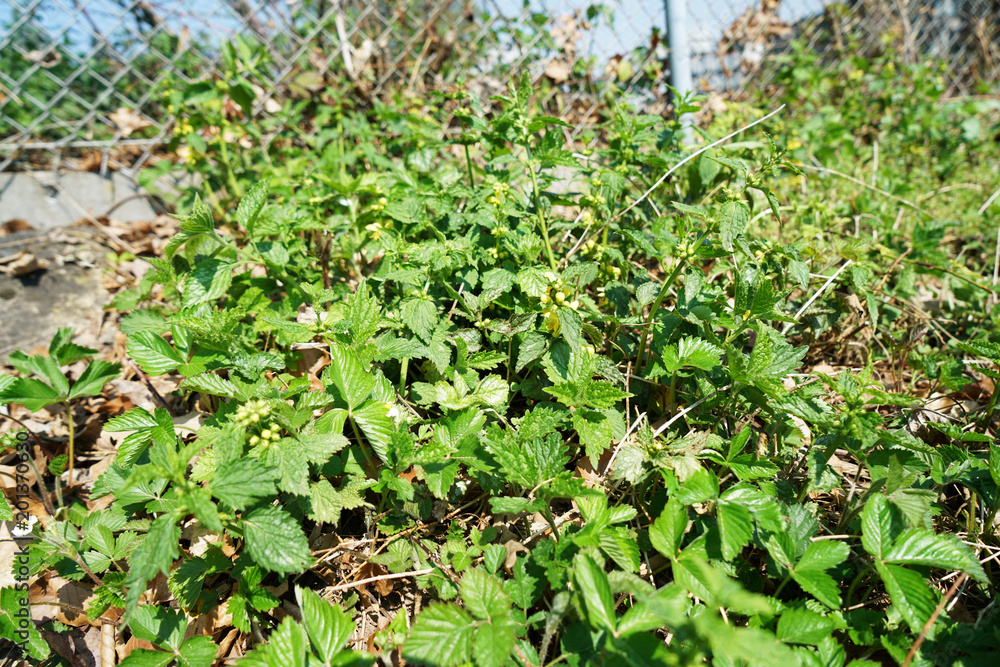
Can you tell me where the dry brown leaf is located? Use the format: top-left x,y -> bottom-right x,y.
1,218 -> 33,235
31,576 -> 98,628
544,59 -> 572,83
0,252 -> 49,276
356,562 -> 394,603
503,540 -> 529,571
108,108 -> 154,138
117,633 -> 158,662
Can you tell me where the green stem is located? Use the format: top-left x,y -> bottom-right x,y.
64,401 -> 75,484
216,127 -> 243,200
773,574 -> 792,598
349,416 -> 378,477
634,258 -> 688,373
846,564 -> 875,606
398,357 -> 409,395
524,145 -> 557,271
464,142 -> 475,188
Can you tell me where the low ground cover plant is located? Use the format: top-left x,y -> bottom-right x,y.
2,49 -> 1000,666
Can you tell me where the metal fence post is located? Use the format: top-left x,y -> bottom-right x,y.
664,0 -> 694,141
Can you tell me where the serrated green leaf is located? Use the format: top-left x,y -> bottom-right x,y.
473,616 -> 517,667
9,350 -> 69,393
210,458 -> 277,510
237,178 -> 271,233
860,494 -> 903,561
242,506 -> 312,575
68,359 -> 120,399
0,587 -> 49,659
876,561 -> 938,634
178,635 -> 216,667
127,605 -> 187,651
572,553 -> 616,633
883,530 -> 987,582
267,616 -> 309,666
106,407 -> 158,432
127,332 -> 185,375
124,514 -> 181,614
649,499 -> 687,559
637,281 -> 661,307
401,298 -> 438,342
403,604 -> 475,666
0,377 -> 63,410
716,501 -> 753,561
179,373 -> 237,398
790,540 -> 850,608
184,259 -> 233,306
599,527 -> 641,572
776,606 -> 835,645
326,343 -> 375,410
295,586 -> 353,663
719,200 -> 750,252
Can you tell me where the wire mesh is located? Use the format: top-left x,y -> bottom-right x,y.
0,0 -> 997,177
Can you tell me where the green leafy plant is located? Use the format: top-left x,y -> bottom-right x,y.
1,328 -> 120,480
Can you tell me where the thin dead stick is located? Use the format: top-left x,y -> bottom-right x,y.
915,183 -> 981,203
653,385 -> 731,438
325,568 -> 435,594
603,411 -> 647,481
781,260 -> 853,335
795,164 -> 931,217
901,572 -> 968,667
979,185 -> 1000,215
613,105 -> 787,223
46,181 -> 139,254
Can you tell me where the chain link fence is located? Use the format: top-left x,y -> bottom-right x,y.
1,0 -> 998,176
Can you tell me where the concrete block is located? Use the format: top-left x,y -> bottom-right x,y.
0,170 -> 157,230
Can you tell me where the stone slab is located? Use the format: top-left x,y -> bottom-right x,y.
0,231 -> 109,362
0,170 -> 157,230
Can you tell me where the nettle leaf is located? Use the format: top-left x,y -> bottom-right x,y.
401,298 -> 438,342
663,336 -> 722,373
636,281 -> 661,307
461,569 -> 517,667
403,604 -> 475,666
210,458 -> 277,510
572,553 -> 617,634
876,561 -> 938,634
180,373 -> 237,399
326,342 -> 376,410
573,408 -> 616,465
882,529 -> 986,582
236,177 -> 271,233
241,506 -> 313,575
294,586 -> 354,663
124,514 -> 181,614
719,199 -> 750,252
128,332 -> 186,375
184,258 -> 233,307
776,606 -> 835,646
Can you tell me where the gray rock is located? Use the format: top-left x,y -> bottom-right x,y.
0,170 -> 157,230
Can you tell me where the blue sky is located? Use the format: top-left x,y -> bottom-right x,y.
2,0 -> 830,61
